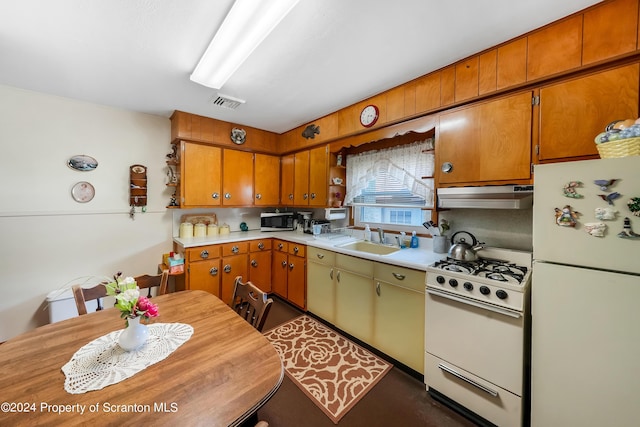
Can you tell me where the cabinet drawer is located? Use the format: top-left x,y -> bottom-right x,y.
307,246 -> 336,265
273,239 -> 289,253
374,263 -> 425,293
186,245 -> 221,262
336,254 -> 373,277
250,239 -> 272,252
221,242 -> 248,256
288,244 -> 306,258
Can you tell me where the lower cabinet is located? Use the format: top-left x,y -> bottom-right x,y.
307,248 -> 426,374
373,264 -> 426,374
184,245 -> 221,297
249,239 -> 272,292
219,242 -> 249,306
272,239 -> 307,309
334,254 -> 375,343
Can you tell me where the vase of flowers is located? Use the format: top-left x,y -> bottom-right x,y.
106,272 -> 159,352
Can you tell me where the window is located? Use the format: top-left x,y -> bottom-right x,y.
345,138 -> 434,232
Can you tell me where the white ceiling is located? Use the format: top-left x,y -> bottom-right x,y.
0,0 -> 601,134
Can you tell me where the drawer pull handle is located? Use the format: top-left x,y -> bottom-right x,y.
258,242 -> 264,250
437,363 -> 498,397
392,272 -> 406,280
209,267 -> 218,276
223,264 -> 231,273
212,192 -> 219,199
316,253 -> 324,259
251,259 -> 258,267
293,246 -> 299,254
200,250 -> 209,259
232,245 -> 239,254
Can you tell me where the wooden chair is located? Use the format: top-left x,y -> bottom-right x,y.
72,283 -> 108,315
135,269 -> 170,298
72,270 -> 169,316
231,276 -> 273,332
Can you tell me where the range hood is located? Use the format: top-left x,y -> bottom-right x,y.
437,185 -> 534,209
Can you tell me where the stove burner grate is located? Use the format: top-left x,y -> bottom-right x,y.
433,258 -> 528,284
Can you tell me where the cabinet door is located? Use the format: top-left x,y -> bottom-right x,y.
287,255 -> 306,309
539,63 -> 640,161
308,145 -> 328,207
249,250 -> 272,293
293,150 -> 310,205
307,261 -> 335,323
373,281 -> 425,374
280,154 -> 295,206
335,270 -> 374,343
582,0 -> 638,66
527,15 -> 582,81
222,149 -> 254,206
187,258 -> 221,298
455,56 -> 479,102
497,37 -> 527,90
181,143 -> 221,207
254,153 -> 280,206
438,91 -> 532,184
272,251 -> 288,298
220,254 -> 248,306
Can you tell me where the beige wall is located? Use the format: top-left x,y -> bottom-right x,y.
0,85 -> 173,341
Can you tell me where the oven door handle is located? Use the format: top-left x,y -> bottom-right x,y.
437,363 -> 499,397
426,287 -> 522,319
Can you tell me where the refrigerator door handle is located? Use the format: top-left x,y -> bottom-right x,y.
426,287 -> 522,319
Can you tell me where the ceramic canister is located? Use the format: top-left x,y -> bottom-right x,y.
193,223 -> 207,238
219,224 -> 230,235
179,222 -> 193,239
207,224 -> 219,236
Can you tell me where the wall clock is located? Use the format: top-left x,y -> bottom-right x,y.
360,104 -> 379,128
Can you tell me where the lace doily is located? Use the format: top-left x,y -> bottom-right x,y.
62,322 -> 193,394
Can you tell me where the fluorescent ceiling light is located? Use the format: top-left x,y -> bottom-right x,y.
190,0 -> 300,89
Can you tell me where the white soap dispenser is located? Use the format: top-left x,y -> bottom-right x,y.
364,224 -> 372,242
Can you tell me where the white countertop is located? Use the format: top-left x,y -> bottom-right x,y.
174,230 -> 446,271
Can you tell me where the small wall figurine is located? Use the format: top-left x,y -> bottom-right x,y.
584,222 -> 607,237
555,205 -> 580,227
563,181 -> 583,198
618,217 -> 640,239
594,206 -> 618,221
594,179 -> 618,191
598,192 -> 621,206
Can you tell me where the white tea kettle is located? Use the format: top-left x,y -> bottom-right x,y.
448,231 -> 484,261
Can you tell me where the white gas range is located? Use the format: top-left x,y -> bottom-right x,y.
424,247 -> 532,427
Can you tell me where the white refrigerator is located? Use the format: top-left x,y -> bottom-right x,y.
531,156 -> 640,427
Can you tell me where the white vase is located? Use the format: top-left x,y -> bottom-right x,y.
118,316 -> 149,352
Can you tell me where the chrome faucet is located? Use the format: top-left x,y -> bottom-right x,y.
377,228 -> 385,244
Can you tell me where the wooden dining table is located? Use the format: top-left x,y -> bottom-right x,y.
0,290 -> 283,426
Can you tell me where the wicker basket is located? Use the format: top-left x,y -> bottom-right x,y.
596,136 -> 640,158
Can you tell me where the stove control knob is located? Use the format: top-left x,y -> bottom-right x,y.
463,282 -> 473,291
496,290 -> 508,299
449,279 -> 458,287
480,286 -> 490,295
436,276 -> 445,284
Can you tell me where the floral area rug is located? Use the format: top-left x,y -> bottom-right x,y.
263,315 -> 392,424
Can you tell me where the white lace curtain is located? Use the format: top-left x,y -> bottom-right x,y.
344,140 -> 435,206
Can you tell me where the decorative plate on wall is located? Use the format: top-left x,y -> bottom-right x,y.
68,155 -> 98,171
71,181 -> 95,203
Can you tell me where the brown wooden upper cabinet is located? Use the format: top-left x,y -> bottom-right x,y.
497,38 -> 527,90
537,63 -> 640,161
527,14 -> 583,81
415,72 -> 441,114
440,66 -> 456,106
280,153 -> 295,206
254,153 -> 280,206
582,0 -> 639,65
222,149 -> 254,206
180,142 -> 222,208
478,50 -> 497,95
455,56 -> 479,102
437,91 -> 533,185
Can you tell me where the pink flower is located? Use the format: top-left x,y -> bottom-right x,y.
136,296 -> 159,318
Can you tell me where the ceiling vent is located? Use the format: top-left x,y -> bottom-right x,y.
210,93 -> 246,110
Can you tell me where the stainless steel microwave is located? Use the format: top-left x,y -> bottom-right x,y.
260,212 -> 294,231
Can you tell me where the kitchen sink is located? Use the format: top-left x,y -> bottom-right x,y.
337,240 -> 400,255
